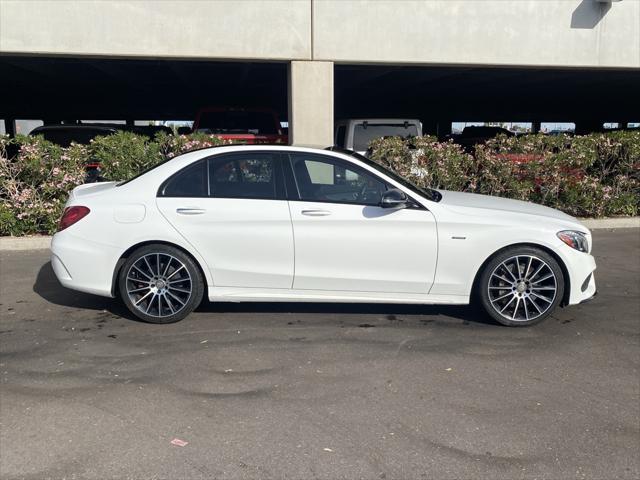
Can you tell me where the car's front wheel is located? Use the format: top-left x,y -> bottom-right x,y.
118,244 -> 204,323
478,246 -> 564,327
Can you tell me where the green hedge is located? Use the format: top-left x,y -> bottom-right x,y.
368,131 -> 639,218
1,131 -> 638,236
0,132 -> 224,235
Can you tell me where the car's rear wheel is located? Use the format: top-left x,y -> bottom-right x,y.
478,246 -> 564,327
118,244 -> 204,323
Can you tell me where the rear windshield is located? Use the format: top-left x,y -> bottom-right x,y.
196,111 -> 278,135
353,123 -> 418,151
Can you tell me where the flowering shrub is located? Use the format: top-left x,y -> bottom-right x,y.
476,132 -> 639,217
88,131 -> 163,181
369,131 -> 639,218
0,132 -> 226,235
369,135 -> 478,192
91,131 -> 226,181
0,135 -> 86,235
156,132 -> 226,161
1,130 -> 637,236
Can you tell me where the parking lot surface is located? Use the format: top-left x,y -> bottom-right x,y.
1,229 -> 639,480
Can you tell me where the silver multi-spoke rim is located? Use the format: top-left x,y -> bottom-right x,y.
126,253 -> 192,318
487,255 -> 557,322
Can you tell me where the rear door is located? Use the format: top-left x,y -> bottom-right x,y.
156,152 -> 294,289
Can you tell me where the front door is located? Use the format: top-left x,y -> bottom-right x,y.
286,152 -> 437,294
156,152 -> 294,289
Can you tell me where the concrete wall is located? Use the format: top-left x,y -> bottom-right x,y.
313,0 -> 640,68
1,0 -> 638,68
0,0 -> 311,60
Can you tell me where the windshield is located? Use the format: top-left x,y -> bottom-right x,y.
196,111 -> 278,135
328,148 -> 441,202
353,123 -> 419,152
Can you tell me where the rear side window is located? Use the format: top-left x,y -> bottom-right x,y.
159,160 -> 207,197
209,153 -> 277,199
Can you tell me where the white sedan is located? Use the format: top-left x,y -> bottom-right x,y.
51,145 -> 596,326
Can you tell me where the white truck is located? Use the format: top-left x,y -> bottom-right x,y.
334,118 -> 422,156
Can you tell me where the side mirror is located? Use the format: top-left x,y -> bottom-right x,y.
380,188 -> 408,209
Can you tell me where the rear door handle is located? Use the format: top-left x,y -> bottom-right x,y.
176,208 -> 206,215
301,209 -> 331,217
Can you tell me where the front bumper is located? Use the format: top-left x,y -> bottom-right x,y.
562,248 -> 597,305
51,231 -> 120,298
579,290 -> 597,304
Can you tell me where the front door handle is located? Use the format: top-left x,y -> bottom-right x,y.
301,209 -> 331,217
176,208 -> 206,215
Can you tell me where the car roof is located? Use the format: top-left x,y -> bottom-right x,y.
175,144 -> 333,155
31,124 -> 119,133
336,118 -> 420,123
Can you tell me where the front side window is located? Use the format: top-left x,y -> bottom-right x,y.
289,153 -> 387,206
209,153 -> 277,199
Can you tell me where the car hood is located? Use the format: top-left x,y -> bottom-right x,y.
438,190 -> 582,225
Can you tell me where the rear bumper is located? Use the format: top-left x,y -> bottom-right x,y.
51,231 -> 120,298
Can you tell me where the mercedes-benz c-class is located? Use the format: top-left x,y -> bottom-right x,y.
51,145 -> 596,326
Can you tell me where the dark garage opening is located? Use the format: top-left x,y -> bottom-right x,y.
335,64 -> 640,136
1,56 -> 639,139
0,55 -> 288,127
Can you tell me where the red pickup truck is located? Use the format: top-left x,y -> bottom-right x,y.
193,107 -> 287,144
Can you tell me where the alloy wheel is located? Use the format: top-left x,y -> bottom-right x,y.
487,255 -> 557,322
125,253 -> 193,319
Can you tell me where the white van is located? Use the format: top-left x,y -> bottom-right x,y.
334,119 -> 423,156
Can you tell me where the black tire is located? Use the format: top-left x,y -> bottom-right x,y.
477,246 -> 564,327
118,244 -> 204,324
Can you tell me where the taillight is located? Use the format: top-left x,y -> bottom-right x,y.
58,206 -> 90,231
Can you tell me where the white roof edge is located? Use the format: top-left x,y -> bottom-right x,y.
189,144 -> 333,153
335,118 -> 421,123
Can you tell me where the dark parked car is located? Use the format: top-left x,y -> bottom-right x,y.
29,123 -> 172,182
193,107 -> 287,144
30,123 -> 172,147
29,124 -> 119,147
126,125 -> 173,138
451,126 -> 515,152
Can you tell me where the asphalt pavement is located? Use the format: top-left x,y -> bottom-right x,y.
1,229 -> 639,479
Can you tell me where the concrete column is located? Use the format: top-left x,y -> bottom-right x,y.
575,120 -> 603,135
532,121 -> 541,134
4,119 -> 16,138
437,120 -> 452,139
420,119 -> 438,137
288,60 -> 333,147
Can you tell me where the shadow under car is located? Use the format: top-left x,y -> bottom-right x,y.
34,261 -> 495,325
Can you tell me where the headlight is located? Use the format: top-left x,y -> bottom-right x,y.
557,230 -> 588,252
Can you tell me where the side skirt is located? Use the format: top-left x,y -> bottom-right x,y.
209,287 -> 469,305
